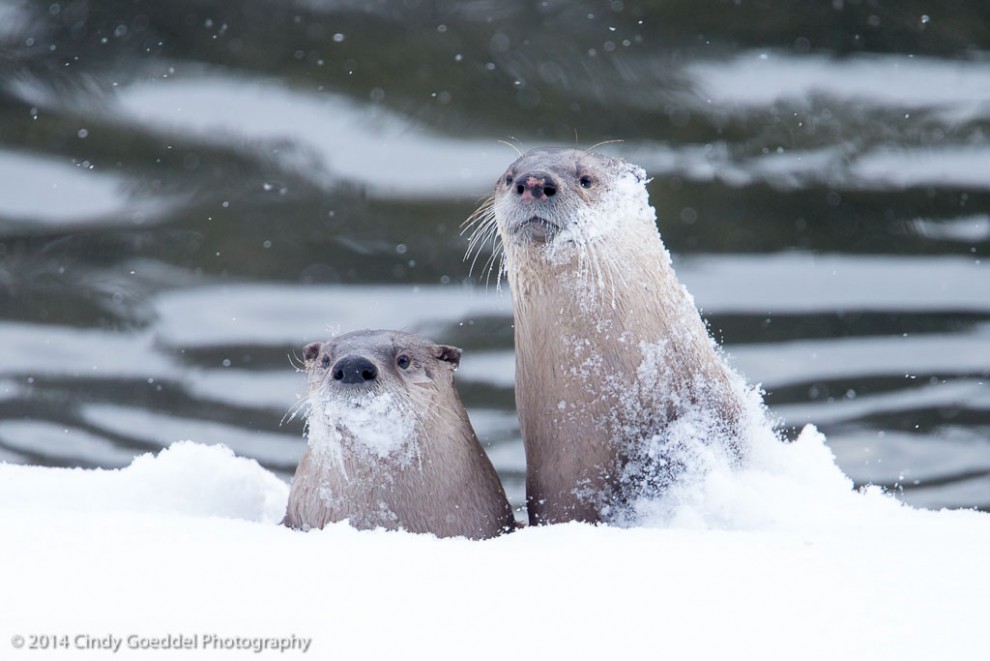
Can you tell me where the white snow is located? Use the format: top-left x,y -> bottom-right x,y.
0,442 -> 287,522
3,430 -> 989,660
309,391 -> 416,462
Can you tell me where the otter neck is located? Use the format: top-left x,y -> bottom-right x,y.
506,221 -> 734,524
507,221 -> 710,380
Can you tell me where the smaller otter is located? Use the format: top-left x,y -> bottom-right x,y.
283,329 -> 515,539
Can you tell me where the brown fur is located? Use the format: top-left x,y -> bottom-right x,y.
469,148 -> 745,525
282,330 -> 515,539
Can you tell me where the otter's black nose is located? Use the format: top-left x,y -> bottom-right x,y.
515,172 -> 557,200
332,355 -> 378,384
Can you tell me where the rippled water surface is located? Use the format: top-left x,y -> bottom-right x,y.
1,0 -> 988,512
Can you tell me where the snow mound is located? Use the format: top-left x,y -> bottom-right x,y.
2,438 -> 989,660
0,441 -> 288,523
641,423 -> 907,534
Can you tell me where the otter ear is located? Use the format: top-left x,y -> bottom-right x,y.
435,344 -> 462,369
302,342 -> 322,362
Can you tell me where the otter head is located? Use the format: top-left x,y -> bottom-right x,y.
302,330 -> 463,460
490,147 -> 650,256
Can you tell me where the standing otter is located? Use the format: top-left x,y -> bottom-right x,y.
466,147 -> 751,525
283,329 -> 515,539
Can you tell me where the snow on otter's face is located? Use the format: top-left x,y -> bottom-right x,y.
462,147 -> 655,291
490,147 -> 654,255
311,391 -> 415,461
299,330 -> 463,469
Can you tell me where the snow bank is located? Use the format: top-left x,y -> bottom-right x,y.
1,442 -> 287,523
2,435 -> 989,660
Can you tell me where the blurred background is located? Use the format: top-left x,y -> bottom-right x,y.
1,0 -> 987,513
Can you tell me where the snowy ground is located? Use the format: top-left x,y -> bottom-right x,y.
2,429 -> 989,661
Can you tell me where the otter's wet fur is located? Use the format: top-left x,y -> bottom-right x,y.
466,147 -> 752,525
283,329 -> 515,539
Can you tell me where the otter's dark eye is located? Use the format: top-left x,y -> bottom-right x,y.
579,175 -> 593,189
321,354 -> 331,368
396,354 -> 411,369
505,175 -> 514,186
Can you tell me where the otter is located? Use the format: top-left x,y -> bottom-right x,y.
466,147 -> 751,525
282,329 -> 515,539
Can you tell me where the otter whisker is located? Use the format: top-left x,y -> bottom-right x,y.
465,216 -> 496,247
497,138 -> 524,157
461,195 -> 495,233
482,246 -> 498,287
591,239 -> 625,311
570,225 -> 611,314
287,350 -> 308,372
282,394 -> 312,427
586,242 -> 608,313
463,197 -> 505,285
467,224 -> 502,280
586,139 -> 624,152
462,203 -> 495,239
496,247 -> 508,289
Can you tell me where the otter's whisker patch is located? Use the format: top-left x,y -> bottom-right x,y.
497,138 -> 524,157
281,392 -> 313,427
462,196 -> 506,288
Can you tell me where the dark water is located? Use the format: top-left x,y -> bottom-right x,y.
1,0 -> 988,512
